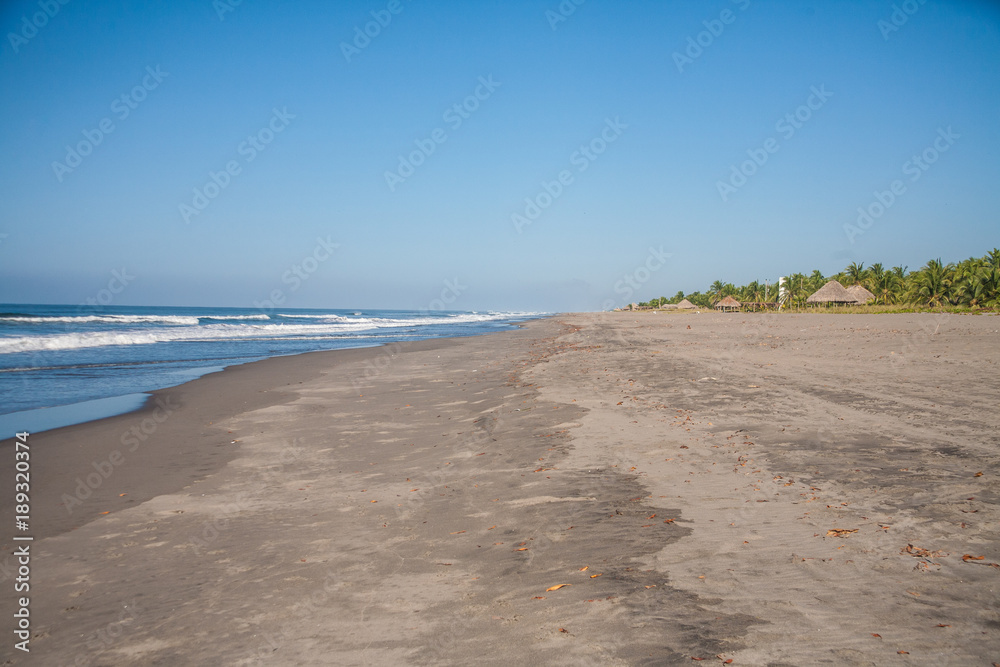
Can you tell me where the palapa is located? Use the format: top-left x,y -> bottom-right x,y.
846,284 -> 875,304
676,299 -> 698,309
714,295 -> 741,312
806,280 -> 855,304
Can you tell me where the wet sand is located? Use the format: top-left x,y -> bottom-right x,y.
1,312 -> 998,665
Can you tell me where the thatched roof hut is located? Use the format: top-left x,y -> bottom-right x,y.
806,280 -> 855,305
714,295 -> 741,312
676,299 -> 698,310
846,284 -> 875,304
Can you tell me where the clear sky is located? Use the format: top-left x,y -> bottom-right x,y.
1,0 -> 997,312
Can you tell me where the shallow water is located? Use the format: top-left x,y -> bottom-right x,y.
0,304 -> 541,415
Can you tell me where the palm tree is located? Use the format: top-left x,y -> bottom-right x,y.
969,251 -> 999,308
988,248 -> 1000,270
864,263 -> 894,305
954,255 -> 1000,308
907,259 -> 954,307
808,270 -> 826,293
745,280 -> 764,303
708,281 -> 736,304
709,280 -> 735,304
983,265 -> 1000,308
674,249 -> 997,311
708,280 -> 725,304
953,257 -> 983,307
783,273 -> 807,307
844,261 -> 867,286
957,273 -> 987,308
890,266 -> 909,303
865,263 -> 884,290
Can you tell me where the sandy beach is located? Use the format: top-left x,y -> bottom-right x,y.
2,312 -> 998,666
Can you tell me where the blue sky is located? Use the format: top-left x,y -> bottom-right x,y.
1,0 -> 997,312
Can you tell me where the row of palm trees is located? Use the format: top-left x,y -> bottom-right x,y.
638,249 -> 1000,310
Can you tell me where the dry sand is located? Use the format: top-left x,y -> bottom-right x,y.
1,312 -> 998,665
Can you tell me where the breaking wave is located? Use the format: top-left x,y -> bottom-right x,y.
0,312 -> 541,354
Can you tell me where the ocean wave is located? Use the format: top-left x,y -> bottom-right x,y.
274,312 -> 541,326
277,313 -> 356,321
0,313 -> 276,325
0,324 -> 357,353
0,314 -> 201,325
0,312 -> 543,354
372,312 -> 542,326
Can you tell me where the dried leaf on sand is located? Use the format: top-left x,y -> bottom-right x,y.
901,544 -> 948,558
826,528 -> 858,538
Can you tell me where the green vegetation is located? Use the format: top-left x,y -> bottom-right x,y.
637,249 -> 1000,311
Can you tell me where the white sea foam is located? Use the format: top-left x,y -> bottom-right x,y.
277,313 -> 345,319
0,312 -> 543,354
275,312 -> 539,326
0,313 -> 274,325
1,314 -> 201,325
277,314 -> 357,322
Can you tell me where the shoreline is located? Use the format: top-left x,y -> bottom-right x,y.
2,312 -> 997,664
0,324 -> 540,541
0,342 -> 390,436
0,306 -> 543,418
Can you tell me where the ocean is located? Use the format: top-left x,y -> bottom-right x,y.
0,304 -> 541,433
